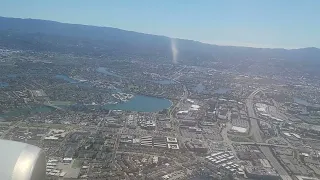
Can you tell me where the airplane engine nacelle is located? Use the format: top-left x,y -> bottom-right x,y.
0,139 -> 46,180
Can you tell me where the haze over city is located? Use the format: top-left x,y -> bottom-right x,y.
1,0 -> 320,48
1,1 -> 320,180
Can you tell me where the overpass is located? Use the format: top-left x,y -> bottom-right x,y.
232,141 -> 294,149
246,88 -> 293,180
43,102 -> 65,111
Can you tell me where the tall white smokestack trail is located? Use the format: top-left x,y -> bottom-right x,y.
171,38 -> 178,64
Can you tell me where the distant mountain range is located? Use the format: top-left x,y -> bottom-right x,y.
0,16 -> 319,65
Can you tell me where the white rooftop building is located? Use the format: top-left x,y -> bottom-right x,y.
231,126 -> 248,133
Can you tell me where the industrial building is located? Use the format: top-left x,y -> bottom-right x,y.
139,136 -> 179,150
245,166 -> 280,180
205,151 -> 244,175
185,140 -> 208,153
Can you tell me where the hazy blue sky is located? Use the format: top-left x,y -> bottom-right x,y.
0,0 -> 319,48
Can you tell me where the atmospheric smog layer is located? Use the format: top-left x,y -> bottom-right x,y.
0,2 -> 320,179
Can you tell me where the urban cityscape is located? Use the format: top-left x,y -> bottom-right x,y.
1,15 -> 320,180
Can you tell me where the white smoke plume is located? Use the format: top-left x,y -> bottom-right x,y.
171,38 -> 178,64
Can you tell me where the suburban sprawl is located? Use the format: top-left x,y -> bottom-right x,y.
1,17 -> 320,180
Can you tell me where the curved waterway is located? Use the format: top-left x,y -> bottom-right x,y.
1,70 -> 173,119
0,82 -> 9,88
0,95 -> 172,119
96,67 -> 124,78
214,88 -> 231,94
294,97 -> 320,107
104,95 -> 172,112
96,67 -> 173,111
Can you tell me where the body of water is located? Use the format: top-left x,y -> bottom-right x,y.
55,75 -> 78,83
7,74 -> 17,78
0,82 -> 9,88
189,176 -> 213,180
104,95 -> 172,112
1,95 -> 172,119
153,80 -> 176,85
97,67 -> 123,78
214,88 -> 230,94
294,97 -> 320,107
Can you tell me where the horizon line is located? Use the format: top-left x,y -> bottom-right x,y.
1,15 -> 319,50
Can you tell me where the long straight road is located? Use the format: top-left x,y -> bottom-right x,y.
246,89 -> 292,180
247,88 -> 264,141
169,71 -> 188,149
170,84 -> 188,149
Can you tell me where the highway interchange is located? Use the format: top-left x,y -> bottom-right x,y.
168,78 -> 294,180
246,88 -> 293,180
